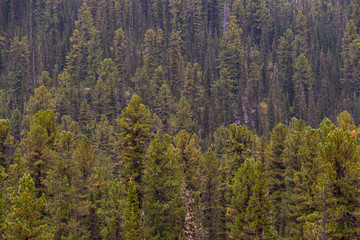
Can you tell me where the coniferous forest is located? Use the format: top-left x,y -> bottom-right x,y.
0,0 -> 360,239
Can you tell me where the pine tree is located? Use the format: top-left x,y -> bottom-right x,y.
172,97 -> 196,134
7,37 -> 31,110
173,130 -> 202,191
0,119 -> 12,168
200,149 -> 223,239
98,178 -> 126,240
72,137 -> 99,239
183,62 -> 204,123
3,174 -> 52,240
26,85 -> 53,116
168,30 -> 183,99
293,54 -> 312,121
116,96 -> 152,184
93,114 -> 115,155
143,134 -> 184,239
230,159 -> 275,239
265,123 -> 288,236
227,123 -> 255,173
24,110 -> 57,195
155,83 -> 174,132
124,180 -> 142,240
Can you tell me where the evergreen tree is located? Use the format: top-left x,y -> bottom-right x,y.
24,110 -> 57,195
230,159 -> 275,239
26,85 -> 53,116
168,30 -> 183,99
116,96 -> 152,184
293,54 -> 312,121
171,97 -> 196,134
0,119 -> 12,168
124,180 -> 142,240
143,134 -> 184,239
265,123 -> 288,236
3,174 -> 52,240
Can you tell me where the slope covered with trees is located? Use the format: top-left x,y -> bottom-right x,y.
0,0 -> 360,239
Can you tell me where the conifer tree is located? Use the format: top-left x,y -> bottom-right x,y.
0,119 -> 12,168
173,130 -> 202,191
265,123 -> 288,236
230,159 -> 275,239
116,96 -> 152,184
200,149 -> 223,240
26,85 -> 53,116
24,110 -> 57,195
113,28 -> 128,87
227,123 -> 255,173
98,178 -> 126,240
7,36 -> 31,110
143,134 -> 184,239
93,114 -> 115,155
293,54 -> 312,121
124,180 -> 142,240
155,83 -> 174,132
95,58 -> 118,120
3,174 -> 52,240
168,30 -> 183,99
172,97 -> 196,134
183,62 -> 204,122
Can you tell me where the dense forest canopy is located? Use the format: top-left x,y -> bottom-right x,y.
0,0 -> 359,239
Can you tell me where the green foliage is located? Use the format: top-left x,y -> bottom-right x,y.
0,119 -> 12,167
124,180 -> 141,240
3,174 -> 52,240
116,95 -> 152,183
143,134 -> 183,239
230,159 -> 275,240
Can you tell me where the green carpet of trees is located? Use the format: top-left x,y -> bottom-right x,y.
0,0 -> 360,239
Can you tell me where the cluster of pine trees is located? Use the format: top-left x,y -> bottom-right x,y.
0,0 -> 360,239
0,98 -> 359,239
1,0 -> 360,137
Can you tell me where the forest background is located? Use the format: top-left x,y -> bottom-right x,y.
0,0 -> 360,239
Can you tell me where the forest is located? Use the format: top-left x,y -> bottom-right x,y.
0,0 -> 360,239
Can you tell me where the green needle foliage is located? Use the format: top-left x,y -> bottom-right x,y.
3,173 -> 52,240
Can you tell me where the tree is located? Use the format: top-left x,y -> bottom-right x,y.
7,36 -> 31,110
24,110 -> 57,195
124,180 -> 142,240
116,96 -> 152,184
183,62 -> 204,122
265,123 -> 288,236
155,83 -> 174,132
168,30 -> 183,99
173,130 -> 202,191
95,58 -> 118,121
226,123 -> 255,173
143,134 -> 183,239
3,174 -> 52,240
200,149 -> 223,239
293,54 -> 312,121
71,137 -> 99,239
93,114 -> 115,155
230,159 -> 275,240
171,97 -> 196,134
26,85 -> 53,116
0,119 -> 12,168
